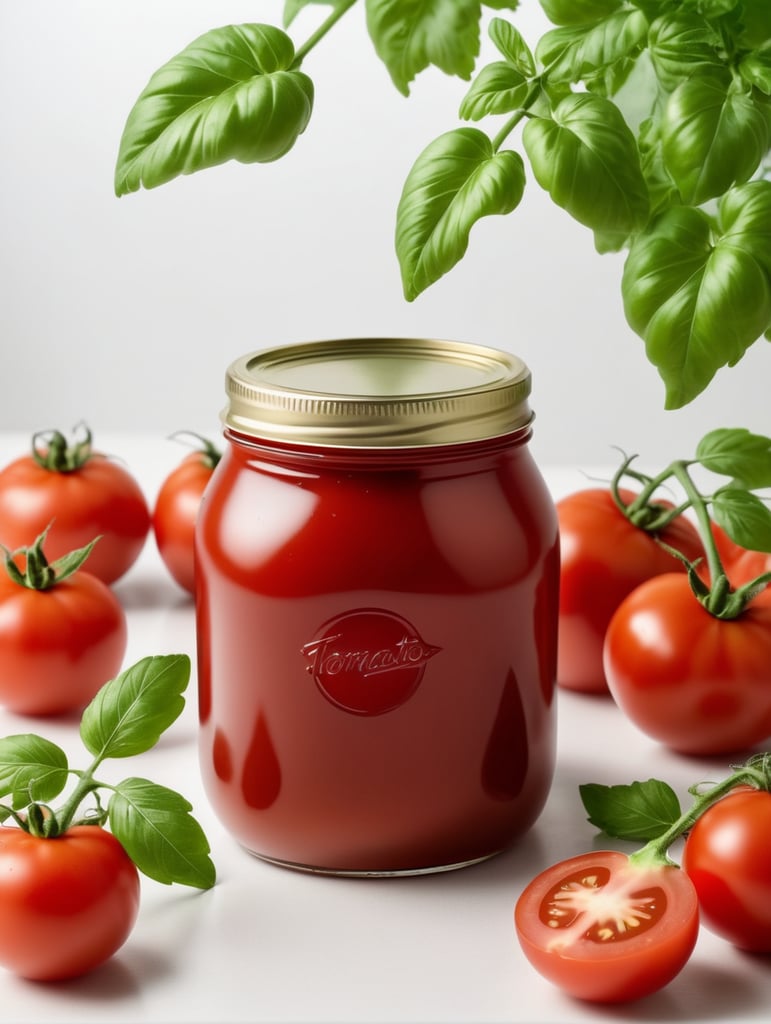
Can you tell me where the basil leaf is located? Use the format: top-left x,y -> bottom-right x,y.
712,489 -> 771,553
648,12 -> 723,93
539,0 -> 623,26
0,735 -> 69,810
283,0 -> 341,28
115,24 -> 314,195
740,50 -> 771,95
661,70 -> 769,205
535,10 -> 649,86
396,127 -> 525,301
109,778 -> 215,889
365,0 -> 481,96
580,779 -> 682,842
483,1 -> 522,10
80,654 -> 190,761
459,62 -> 528,121
522,93 -> 648,237
696,428 -> 771,489
488,18 -> 535,76
622,182 -> 771,408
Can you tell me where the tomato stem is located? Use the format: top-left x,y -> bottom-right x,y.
631,756 -> 771,869
168,430 -> 222,469
32,424 -> 93,472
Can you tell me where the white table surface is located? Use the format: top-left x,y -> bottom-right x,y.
1,433 -> 769,1024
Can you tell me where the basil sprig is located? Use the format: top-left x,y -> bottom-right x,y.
114,1 -> 771,410
0,654 -> 215,890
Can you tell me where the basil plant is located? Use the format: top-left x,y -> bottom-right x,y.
115,0 -> 771,409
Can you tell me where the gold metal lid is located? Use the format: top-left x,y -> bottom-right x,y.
223,338 -> 532,448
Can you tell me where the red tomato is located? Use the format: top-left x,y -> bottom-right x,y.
0,438 -> 150,585
515,850 -> 698,1003
0,565 -> 127,715
683,788 -> 771,952
603,574 -> 771,755
557,488 -> 704,694
153,439 -> 220,595
0,825 -> 140,980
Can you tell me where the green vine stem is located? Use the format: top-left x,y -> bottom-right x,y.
291,0 -> 359,69
630,754 -> 771,870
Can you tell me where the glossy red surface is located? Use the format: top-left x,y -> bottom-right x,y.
195,431 -> 559,873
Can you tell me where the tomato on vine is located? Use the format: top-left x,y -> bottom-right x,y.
152,432 -> 221,595
0,425 -> 150,585
557,485 -> 703,694
0,654 -> 215,981
602,429 -> 771,756
0,529 -> 127,716
683,787 -> 771,953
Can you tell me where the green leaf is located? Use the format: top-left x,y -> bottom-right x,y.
740,48 -> 771,95
648,12 -> 724,93
661,70 -> 769,205
0,735 -> 69,811
522,92 -> 649,236
365,0 -> 481,96
283,0 -> 342,28
483,1 -> 521,10
80,654 -> 191,761
396,127 -> 525,300
622,182 -> 771,408
536,10 -> 649,86
459,62 -> 528,120
712,488 -> 771,552
488,17 -> 535,76
696,428 -> 771,488
540,0 -> 623,26
109,778 -> 215,889
580,779 -> 682,842
115,24 -> 314,195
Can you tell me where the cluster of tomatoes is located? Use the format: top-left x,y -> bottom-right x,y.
556,486 -> 771,756
514,481 -> 771,1003
0,427 -> 218,716
0,429 -> 219,981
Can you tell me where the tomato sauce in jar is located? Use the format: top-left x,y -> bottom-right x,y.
195,338 -> 559,875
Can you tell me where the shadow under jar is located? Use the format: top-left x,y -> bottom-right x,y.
195,338 -> 559,876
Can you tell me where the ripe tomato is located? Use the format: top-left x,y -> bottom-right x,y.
515,850 -> 698,1003
557,488 -> 704,694
603,574 -> 771,755
0,430 -> 150,585
683,788 -> 771,952
0,825 -> 140,980
152,436 -> 220,595
0,561 -> 127,715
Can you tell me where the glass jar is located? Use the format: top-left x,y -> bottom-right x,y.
195,338 -> 559,875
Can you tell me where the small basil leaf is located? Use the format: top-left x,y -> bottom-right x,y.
396,127 -> 525,301
80,654 -> 190,761
696,428 -> 771,489
115,24 -> 314,194
740,50 -> 771,95
712,489 -> 771,553
522,92 -> 649,236
283,0 -> 341,28
539,0 -> 623,26
109,778 -> 215,889
661,70 -> 769,205
580,779 -> 682,842
535,10 -> 648,85
365,0 -> 481,96
459,62 -> 528,121
0,735 -> 69,811
488,17 -> 535,76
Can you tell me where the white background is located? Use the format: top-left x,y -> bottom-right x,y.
0,0 -> 768,468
